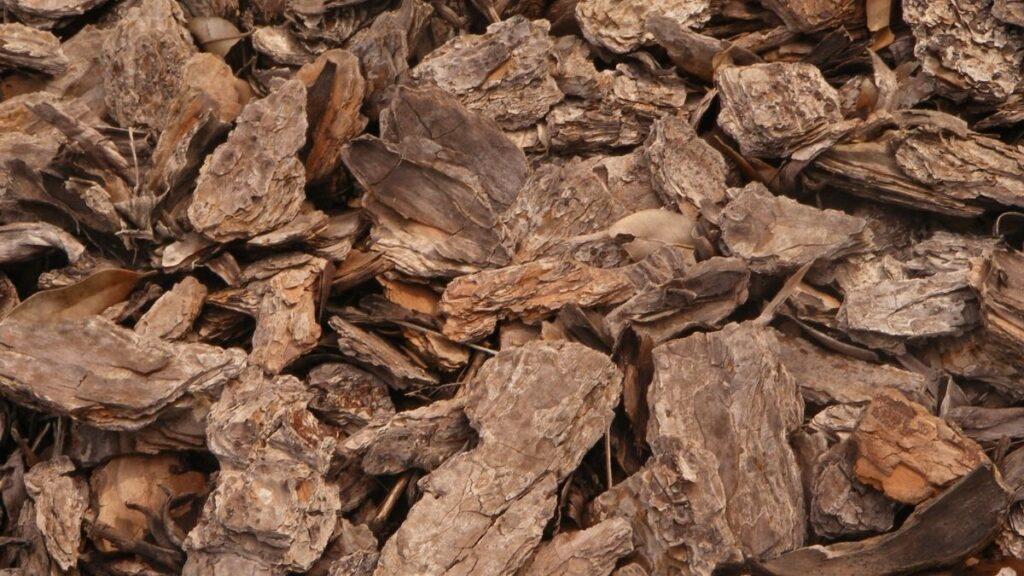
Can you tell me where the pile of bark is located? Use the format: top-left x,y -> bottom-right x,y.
4,0 -> 1024,574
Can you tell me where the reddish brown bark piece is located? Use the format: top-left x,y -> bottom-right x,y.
296,49 -> 367,184
0,24 -> 68,75
574,0 -> 712,54
134,276 -> 207,340
187,79 -> 308,243
854,388 -> 987,504
375,341 -> 622,576
518,518 -> 633,576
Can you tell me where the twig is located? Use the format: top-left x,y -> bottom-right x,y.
604,424 -> 614,490
373,472 -> 412,527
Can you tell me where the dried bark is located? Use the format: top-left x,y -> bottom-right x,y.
296,49 -> 367,184
329,316 -> 438,389
592,322 -> 805,576
575,0 -> 712,54
188,79 -> 308,243
375,341 -> 622,576
24,457 -> 88,571
0,222 -> 84,266
716,62 -> 845,158
134,276 -> 207,340
809,439 -> 895,539
518,518 -> 633,576
101,0 -> 197,130
643,114 -> 727,213
307,363 -> 395,433
0,24 -> 68,75
854,388 -> 987,504
0,316 -> 245,430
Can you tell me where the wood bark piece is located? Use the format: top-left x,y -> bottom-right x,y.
0,24 -> 68,75
810,113 -> 1024,217
185,367 -> 339,574
574,0 -> 712,54
903,0 -> 1024,103
810,439 -> 895,539
977,249 -> 1024,349
604,256 -> 749,344
643,114 -> 727,213
187,79 -> 308,243
342,85 -> 528,278
440,247 -> 692,343
24,456 -> 88,571
296,49 -> 367,184
945,406 -> 1024,443
518,517 -> 633,576
411,16 -> 563,131
854,388 -> 987,504
777,330 -> 932,407
719,183 -> 867,274
340,397 -> 471,475
0,222 -> 84,266
375,341 -> 622,576
101,0 -> 197,130
329,316 -> 438,390
134,276 -> 207,340
716,62 -> 844,158
307,363 -> 395,434
764,463 -> 1009,575
592,322 -> 805,576
5,0 -> 110,26
761,0 -> 857,32
0,316 -> 245,430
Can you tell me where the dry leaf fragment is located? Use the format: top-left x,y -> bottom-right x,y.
6,268 -> 145,324
187,16 -> 242,58
187,79 -> 308,243
854,388 -> 987,504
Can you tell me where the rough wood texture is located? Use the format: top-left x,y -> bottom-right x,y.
307,363 -> 395,434
24,457 -> 88,571
518,518 -> 633,576
188,79 -> 308,243
854,388 -> 987,504
593,322 -> 805,575
134,276 -> 207,340
575,0 -> 712,54
375,341 -> 622,576
716,62 -> 844,158
0,24 -> 68,75
810,439 -> 895,539
0,317 -> 245,430
329,316 -> 438,389
101,0 -> 197,130
297,49 -> 367,184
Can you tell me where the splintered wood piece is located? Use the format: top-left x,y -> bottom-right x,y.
24,456 -> 88,571
27,100 -> 136,187
186,368 -> 339,573
904,0 -> 1024,103
0,24 -> 68,75
340,397 -> 472,475
296,49 -> 367,184
643,114 -> 728,213
329,316 -> 438,389
0,317 -> 246,430
101,0 -> 197,130
977,249 -> 1024,348
605,256 -> 749,344
810,439 -> 896,539
342,85 -> 528,278
592,322 -> 805,575
716,62 -> 844,158
306,363 -> 395,434
411,16 -> 563,131
777,330 -> 932,407
187,79 -> 308,243
519,517 -> 634,576
375,342 -> 622,576
719,183 -> 867,274
854,388 -> 987,504
574,0 -> 712,54
0,222 -> 85,266
764,464 -> 1009,575
134,276 -> 207,340
945,406 -> 1024,443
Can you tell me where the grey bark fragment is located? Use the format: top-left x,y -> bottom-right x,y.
0,316 -> 245,430
24,457 -> 88,571
719,183 -> 867,274
903,0 -> 1024,103
187,80 -> 308,243
518,518 -> 633,576
0,24 -> 68,75
810,439 -> 895,539
340,397 -> 472,475
575,0 -> 712,54
411,16 -> 563,131
0,222 -> 84,266
375,341 -> 622,576
716,62 -> 844,158
342,85 -> 528,278
592,322 -> 805,576
643,114 -> 727,213
101,0 -> 197,130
